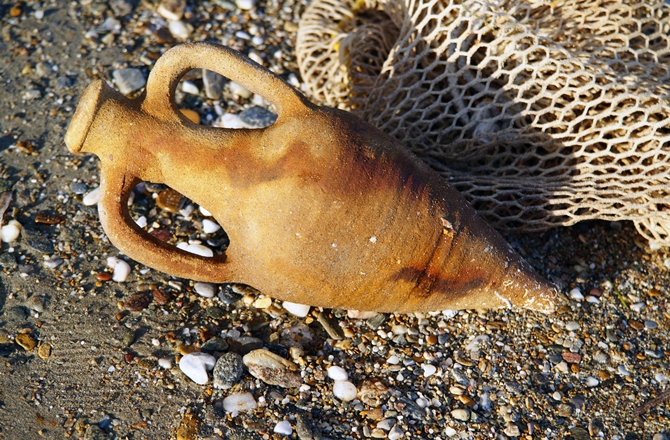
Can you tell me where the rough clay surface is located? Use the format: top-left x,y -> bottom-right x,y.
297,0 -> 670,245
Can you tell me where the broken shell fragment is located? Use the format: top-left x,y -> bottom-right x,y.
64,42 -> 557,314
242,349 -> 302,388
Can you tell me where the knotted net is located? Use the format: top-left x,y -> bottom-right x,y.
296,0 -> 670,245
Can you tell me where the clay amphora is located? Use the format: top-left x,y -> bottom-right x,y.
65,43 -> 556,313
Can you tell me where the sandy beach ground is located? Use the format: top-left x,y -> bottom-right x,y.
0,1 -> 669,439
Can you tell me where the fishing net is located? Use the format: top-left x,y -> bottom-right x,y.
296,0 -> 670,245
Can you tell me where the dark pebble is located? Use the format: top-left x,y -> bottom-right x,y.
570,427 -> 590,440
396,397 -> 425,420
218,286 -> 242,305
22,229 -> 54,254
549,354 -> 563,364
238,106 -> 277,128
70,182 -> 88,194
212,352 -> 243,389
206,306 -> 225,319
0,346 -> 11,357
152,288 -> 171,305
366,313 -> 387,330
295,414 -> 321,440
123,293 -> 152,311
201,337 -> 229,353
144,182 -> 166,193
438,334 -> 449,345
228,336 -> 263,355
56,76 -> 72,89
8,306 -> 29,321
316,312 -> 344,340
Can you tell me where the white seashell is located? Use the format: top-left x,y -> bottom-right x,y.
107,257 -> 131,282
1,220 -> 22,243
421,363 -> 437,377
569,288 -> 584,300
282,301 -> 310,318
179,352 -> 216,385
82,187 -> 100,206
242,349 -> 302,388
273,420 -> 292,436
135,216 -> 147,228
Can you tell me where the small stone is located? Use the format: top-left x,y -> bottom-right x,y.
282,301 -> 310,318
152,288 -> 171,305
217,113 -> 245,129
168,20 -> 193,40
201,337 -> 228,353
388,425 -> 403,440
22,229 -> 54,254
177,242 -> 213,257
421,363 -> 437,377
347,310 -> 379,319
202,219 -> 221,234
16,333 -> 37,351
333,380 -> 357,401
358,380 -> 389,406
84,424 -> 108,440
451,408 -> 470,422
365,313 -> 387,330
8,306 -> 28,321
23,89 -> 42,100
504,424 -> 520,437
203,69 -> 224,99
110,0 -> 133,16
327,365 -> 348,381
156,188 -> 183,212
82,187 -> 100,205
179,352 -> 216,384
158,357 -> 173,369
562,352 -> 581,363
222,392 -> 257,415
206,307 -> 224,319
274,420 -> 293,436
229,81 -> 252,99
179,108 -> 200,124
585,376 -> 599,387
113,68 -> 146,96
253,296 -> 272,308
569,427 -> 590,440
157,0 -> 185,20
37,342 -> 52,360
1,220 -> 22,243
123,292 -> 152,311
228,336 -> 263,354
181,80 -> 199,95
557,403 -> 572,417
569,288 -> 584,300
235,0 -> 255,10
238,106 -> 277,128
555,361 -> 569,373
653,434 -> 668,440
565,321 -> 580,331
213,352 -> 244,389
219,286 -> 242,305
26,295 -> 44,313
243,349 -> 302,388
316,312 -> 344,340
107,256 -> 132,282
0,253 -> 17,270
194,282 -> 217,298
645,320 -> 658,330
630,302 -> 645,312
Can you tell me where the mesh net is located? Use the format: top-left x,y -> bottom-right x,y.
296,0 -> 670,245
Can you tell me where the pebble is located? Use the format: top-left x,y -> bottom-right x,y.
421,363 -> 437,377
555,361 -> 569,373
569,288 -> 584,300
194,282 -> 217,298
365,313 -> 387,330
110,0 -> 134,16
177,242 -> 214,257
201,337 -> 228,353
333,380 -> 357,401
22,229 -> 54,254
316,312 -> 344,340
565,321 -> 580,331
156,188 -> 183,212
238,106 -> 277,128
243,349 -> 302,388
158,357 -> 173,369
202,219 -> 221,234
229,336 -> 263,354
282,301 -> 311,318
213,352 -> 244,389
26,295 -> 44,313
181,80 -> 199,95
388,425 -> 403,440
8,306 -> 28,321
273,420 -> 293,436
37,342 -> 52,360
112,68 -> 146,95
157,0 -> 185,20
327,365 -> 349,381
168,20 -> 193,40
229,81 -> 253,99
107,257 -> 131,282
451,408 -> 470,422
645,319 -> 658,329
504,424 -> 520,437
82,187 -> 100,205
179,352 -> 216,385
630,302 -> 645,312
236,0 -> 255,10
44,255 -> 63,269
219,287 -> 242,304
562,352 -> 581,363
1,220 -> 21,243
71,182 -> 88,194
222,392 -> 257,415
16,333 -> 37,351
179,109 -> 200,124
585,376 -> 600,387
23,89 -> 42,100
123,292 -> 152,311
203,69 -> 225,99
152,288 -> 171,305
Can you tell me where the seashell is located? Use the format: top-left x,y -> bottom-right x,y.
65,42 -> 557,314
242,349 -> 302,388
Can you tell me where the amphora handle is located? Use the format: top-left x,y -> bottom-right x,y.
98,43 -> 311,283
143,43 -> 310,121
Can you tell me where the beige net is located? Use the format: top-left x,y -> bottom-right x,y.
296,0 -> 670,245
